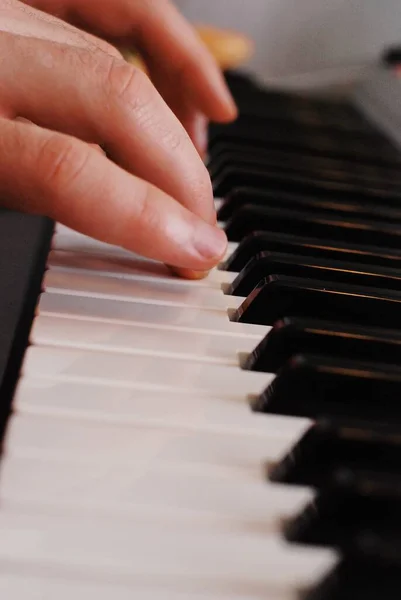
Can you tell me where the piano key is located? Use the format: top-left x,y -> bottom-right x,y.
208,148 -> 401,190
54,226 -> 238,288
226,251 -> 401,298
5,409 -> 309,467
222,231 -> 401,273
209,137 -> 401,175
13,377 -> 288,438
217,187 -> 401,222
30,315 -> 258,365
0,508 -> 337,592
224,204 -> 401,246
245,318 -> 401,373
268,419 -> 401,487
54,226 -> 161,262
233,275 -> 401,328
283,483 -> 401,549
0,569 -> 290,600
213,164 -> 401,204
44,268 -> 241,312
49,250 -> 234,290
208,122 -> 399,166
21,345 -> 273,398
1,452 -> 313,528
304,558 -> 401,600
39,291 -> 268,338
253,354 -> 401,423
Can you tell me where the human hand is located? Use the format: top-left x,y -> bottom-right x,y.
0,0 -> 227,275
22,0 -> 238,156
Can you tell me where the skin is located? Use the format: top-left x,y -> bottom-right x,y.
0,0 -> 238,277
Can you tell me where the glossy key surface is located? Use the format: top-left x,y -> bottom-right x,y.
254,353 -> 401,424
222,232 -> 401,273
233,275 -> 401,328
269,419 -> 401,486
224,205 -> 401,246
227,251 -> 401,297
245,318 -> 401,373
217,187 -> 401,222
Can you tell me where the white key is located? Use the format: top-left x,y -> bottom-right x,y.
44,269 -> 242,311
48,250 -> 235,289
54,228 -> 159,262
21,346 -> 273,398
0,508 -> 337,592
0,454 -> 313,527
0,570 -> 289,600
4,412 -> 309,468
38,292 -> 268,338
13,378 -> 309,440
54,224 -> 238,269
30,315 -> 258,365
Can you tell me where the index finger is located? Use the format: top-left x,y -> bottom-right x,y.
129,0 -> 238,123
0,34 -> 216,224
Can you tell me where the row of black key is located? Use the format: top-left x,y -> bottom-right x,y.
211,70 -> 401,598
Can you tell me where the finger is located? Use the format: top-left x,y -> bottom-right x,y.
1,0 -> 122,57
14,116 -> 106,154
174,106 -> 209,159
130,0 -> 237,123
0,33 -> 216,224
0,118 -> 227,269
168,266 -> 212,280
51,0 -> 237,123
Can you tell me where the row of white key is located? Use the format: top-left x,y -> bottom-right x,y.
0,224 -> 337,598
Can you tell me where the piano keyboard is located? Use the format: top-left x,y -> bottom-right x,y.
1,68 -> 401,599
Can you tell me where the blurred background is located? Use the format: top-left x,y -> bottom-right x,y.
175,0 -> 401,89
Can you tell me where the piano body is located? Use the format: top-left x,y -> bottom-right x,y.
1,62 -> 401,599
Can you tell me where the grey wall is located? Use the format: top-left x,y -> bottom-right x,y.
175,1 -> 401,82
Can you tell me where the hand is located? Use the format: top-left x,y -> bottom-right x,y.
22,0 -> 238,156
0,0 -> 228,275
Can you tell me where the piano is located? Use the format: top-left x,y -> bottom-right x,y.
1,65 -> 401,599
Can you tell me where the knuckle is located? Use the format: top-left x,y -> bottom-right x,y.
97,40 -> 123,60
104,60 -> 148,106
36,134 -> 90,193
134,184 -> 161,230
189,163 -> 213,198
119,182 -> 161,249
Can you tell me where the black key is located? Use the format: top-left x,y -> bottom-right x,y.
208,148 -> 401,189
304,558 -> 401,600
213,164 -> 401,202
209,122 -> 400,167
217,187 -> 401,222
226,251 -> 401,297
232,275 -> 401,328
268,418 -> 401,486
209,140 -> 401,178
224,204 -> 401,247
210,117 -> 386,151
225,106 -> 372,133
245,318 -> 401,373
223,69 -> 259,94
217,86 -> 370,131
283,477 -> 401,549
222,231 -> 401,273
253,353 -> 401,424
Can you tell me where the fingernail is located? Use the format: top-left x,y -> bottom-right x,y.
193,221 -> 227,260
167,266 -> 210,280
